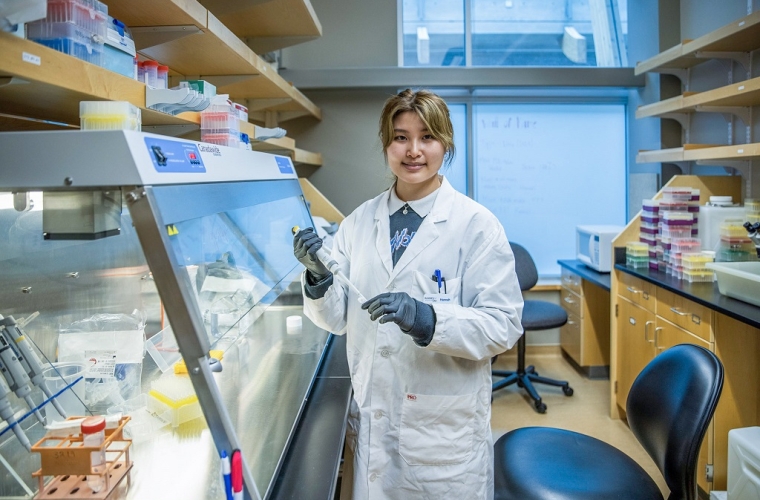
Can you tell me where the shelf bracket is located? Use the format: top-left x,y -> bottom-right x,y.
696,106 -> 751,126
656,68 -> 689,87
0,77 -> 29,88
661,112 -> 691,129
131,25 -> 203,51
695,51 -> 750,73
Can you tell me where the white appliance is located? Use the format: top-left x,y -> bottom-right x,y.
576,225 -> 624,272
726,427 -> 760,500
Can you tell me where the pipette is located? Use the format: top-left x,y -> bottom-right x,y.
0,315 -> 67,419
292,227 -> 367,303
0,367 -> 31,451
0,335 -> 45,425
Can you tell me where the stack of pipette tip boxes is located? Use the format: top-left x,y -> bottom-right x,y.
200,96 -> 240,148
80,101 -> 141,131
716,219 -> 758,263
634,187 -> 715,282
26,0 -> 108,67
147,375 -> 201,428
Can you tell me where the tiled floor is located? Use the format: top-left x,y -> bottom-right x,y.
490,350 -> 669,497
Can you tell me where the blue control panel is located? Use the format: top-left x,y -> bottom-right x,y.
144,137 -> 206,173
275,156 -> 294,174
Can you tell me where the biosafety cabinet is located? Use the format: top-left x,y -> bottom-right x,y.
0,130 -> 348,499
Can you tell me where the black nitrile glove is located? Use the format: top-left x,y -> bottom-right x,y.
293,227 -> 331,282
362,292 -> 436,346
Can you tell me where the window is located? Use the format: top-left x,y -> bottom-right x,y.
442,96 -> 627,277
401,0 -> 628,67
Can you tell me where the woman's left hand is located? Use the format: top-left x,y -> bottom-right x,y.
362,292 -> 417,331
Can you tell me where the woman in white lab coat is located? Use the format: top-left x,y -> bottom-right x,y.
293,89 -> 524,499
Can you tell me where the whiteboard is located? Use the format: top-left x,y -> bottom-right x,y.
474,103 -> 627,277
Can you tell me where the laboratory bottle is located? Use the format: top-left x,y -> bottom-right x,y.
81,416 -> 107,492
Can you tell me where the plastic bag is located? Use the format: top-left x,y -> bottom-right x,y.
58,310 -> 146,409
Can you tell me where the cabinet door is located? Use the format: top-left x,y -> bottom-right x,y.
654,318 -> 713,493
560,311 -> 582,364
618,272 -> 656,312
616,298 -> 656,411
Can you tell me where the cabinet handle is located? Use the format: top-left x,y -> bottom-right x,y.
670,307 -> 688,316
644,320 -> 654,342
654,326 -> 663,351
563,296 -> 575,304
626,286 -> 640,294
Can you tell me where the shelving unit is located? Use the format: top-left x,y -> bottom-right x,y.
205,0 -> 322,54
634,10 -> 760,75
0,0 -> 324,167
634,10 -> 760,168
106,0 -> 321,123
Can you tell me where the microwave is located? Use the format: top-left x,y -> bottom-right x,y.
576,225 -> 624,273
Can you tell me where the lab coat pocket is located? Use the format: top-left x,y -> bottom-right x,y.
399,392 -> 476,465
412,271 -> 462,306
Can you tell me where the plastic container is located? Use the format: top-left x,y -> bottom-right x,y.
80,101 -> 141,130
148,375 -> 201,427
201,98 -> 239,148
707,261 -> 760,307
81,416 -> 106,492
682,269 -> 715,282
157,65 -> 169,89
626,241 -> 649,257
145,326 -> 181,373
39,0 -> 107,38
103,16 -> 135,78
699,204 -> 746,251
26,20 -> 104,66
142,60 -> 159,87
42,362 -> 87,422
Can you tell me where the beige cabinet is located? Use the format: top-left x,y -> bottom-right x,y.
615,272 -> 717,492
559,268 -> 610,377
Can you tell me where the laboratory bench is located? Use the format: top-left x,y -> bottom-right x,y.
612,255 -> 760,493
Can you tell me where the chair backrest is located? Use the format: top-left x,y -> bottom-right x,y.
626,344 -> 724,500
509,242 -> 538,292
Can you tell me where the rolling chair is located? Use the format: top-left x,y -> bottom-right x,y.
492,242 -> 572,413
493,344 -> 724,500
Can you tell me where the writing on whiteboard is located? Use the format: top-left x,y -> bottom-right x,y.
480,116 -> 538,129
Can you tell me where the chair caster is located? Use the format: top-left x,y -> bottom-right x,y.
534,401 -> 547,413
562,386 -> 574,396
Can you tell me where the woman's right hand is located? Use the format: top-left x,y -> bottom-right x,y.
293,227 -> 331,281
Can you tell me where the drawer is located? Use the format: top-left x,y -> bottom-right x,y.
560,311 -> 581,365
560,287 -> 582,318
657,288 -> 712,342
561,268 -> 582,296
618,272 -> 656,312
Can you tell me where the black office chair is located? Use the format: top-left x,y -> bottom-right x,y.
494,344 -> 724,500
492,242 -> 572,413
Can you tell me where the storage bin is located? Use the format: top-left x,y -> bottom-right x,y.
103,16 -> 136,78
707,261 -> 760,307
27,21 -> 104,66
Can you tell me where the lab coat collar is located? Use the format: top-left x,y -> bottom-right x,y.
373,177 -> 455,283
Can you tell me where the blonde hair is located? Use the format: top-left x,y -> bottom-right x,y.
379,89 -> 455,166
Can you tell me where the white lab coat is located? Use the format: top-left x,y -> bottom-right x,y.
303,177 -> 524,500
